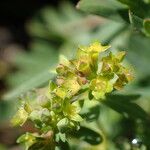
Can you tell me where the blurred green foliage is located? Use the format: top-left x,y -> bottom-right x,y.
0,0 -> 150,150
77,0 -> 150,36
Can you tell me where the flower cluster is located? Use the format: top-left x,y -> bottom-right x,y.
11,42 -> 133,149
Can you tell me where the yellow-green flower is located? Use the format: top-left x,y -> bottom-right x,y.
100,51 -> 126,74
17,133 -> 37,149
114,67 -> 134,90
11,102 -> 31,126
90,76 -> 113,99
12,41 -> 133,150
63,99 -> 83,122
87,41 -> 110,53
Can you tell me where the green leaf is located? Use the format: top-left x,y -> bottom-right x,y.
81,104 -> 100,122
72,126 -> 102,145
117,0 -> 150,18
28,142 -> 51,150
77,0 -> 150,37
3,41 -> 58,101
129,10 -> 150,36
102,94 -> 149,121
27,2 -> 85,40
55,141 -> 70,150
57,118 -> 69,133
77,0 -> 129,22
55,133 -> 66,143
129,10 -> 143,29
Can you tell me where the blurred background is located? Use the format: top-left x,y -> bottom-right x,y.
0,0 -> 150,149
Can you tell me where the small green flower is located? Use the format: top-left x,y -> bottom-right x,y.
101,52 -> 126,75
90,76 -> 113,99
17,132 -> 53,150
52,73 -> 81,99
77,42 -> 110,55
11,101 -> 31,126
12,41 -> 133,149
17,133 -> 37,150
114,67 -> 134,90
63,99 -> 83,122
53,87 -> 67,99
74,42 -> 111,77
